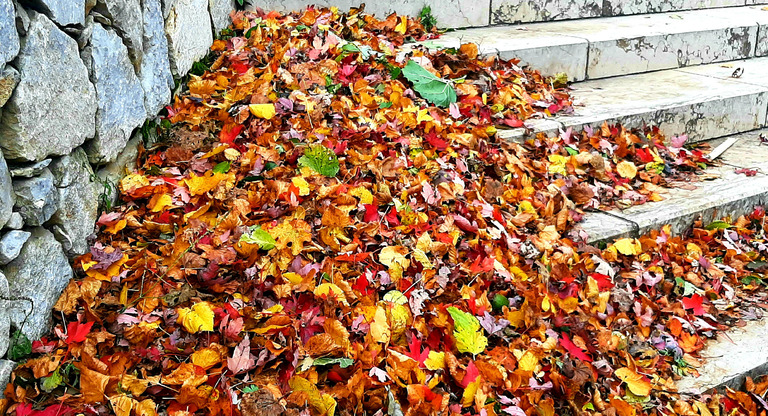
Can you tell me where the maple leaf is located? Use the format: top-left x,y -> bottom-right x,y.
177,302 -> 215,333
681,294 -> 706,316
559,334 -> 592,362
298,145 -> 340,177
615,367 -> 652,396
227,335 -> 256,375
65,320 -> 94,344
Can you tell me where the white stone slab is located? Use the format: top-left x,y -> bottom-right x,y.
246,0 -> 490,28
426,28 -> 589,80
605,0 -> 745,16
490,0 -> 601,24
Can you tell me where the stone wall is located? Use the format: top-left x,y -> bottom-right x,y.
0,0 -> 233,383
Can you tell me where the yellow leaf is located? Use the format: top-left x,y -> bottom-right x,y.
616,160 -> 637,179
412,248 -> 434,269
517,350 -> 538,372
379,246 -> 410,270
120,173 -> 149,194
547,155 -> 567,176
615,367 -> 652,396
177,302 -> 215,333
370,305 -> 390,343
613,238 -> 642,256
109,395 -> 136,416
185,171 -> 228,196
149,193 -> 173,212
394,16 -> 407,34
191,345 -> 223,369
135,399 -> 158,416
289,376 -> 337,416
314,283 -> 349,306
462,379 -> 480,408
350,186 -> 373,204
424,351 -> 445,370
249,103 -> 276,119
291,177 -> 310,196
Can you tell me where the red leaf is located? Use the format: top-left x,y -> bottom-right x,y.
560,334 -> 592,362
681,294 -> 706,316
460,360 -> 479,388
65,321 -> 94,345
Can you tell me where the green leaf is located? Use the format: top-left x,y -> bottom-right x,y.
379,101 -> 393,109
242,385 -> 259,393
313,357 -> 354,368
565,146 -> 579,156
447,306 -> 487,356
705,220 -> 731,230
41,369 -> 63,393
402,60 -> 456,107
298,145 -> 340,177
239,225 -> 276,250
491,294 -> 509,312
8,330 -> 31,361
213,161 -> 231,173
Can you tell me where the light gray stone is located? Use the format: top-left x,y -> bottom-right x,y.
0,0 -> 19,64
84,23 -> 146,164
3,212 -> 22,230
93,0 -> 143,67
13,1 -> 28,36
12,168 -> 57,226
97,131 -> 140,205
0,151 -> 14,230
0,66 -> 19,108
4,227 -> 71,341
19,0 -> 86,25
245,0 -> 490,28
758,25 -> 768,57
492,0 -> 601,24
0,273 -> 10,357
209,0 -> 233,34
165,0 -> 213,77
8,158 -> 50,178
0,360 -> 14,397
140,0 -> 173,116
0,230 -> 30,265
0,13 -> 96,162
48,148 -> 99,257
604,0 -> 745,16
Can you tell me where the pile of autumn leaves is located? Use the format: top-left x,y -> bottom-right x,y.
4,5 -> 768,416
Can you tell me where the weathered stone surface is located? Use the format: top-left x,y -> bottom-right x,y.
4,227 -> 71,341
8,158 -> 50,177
0,273 -> 10,356
12,168 -> 57,226
426,27 -> 589,81
140,0 -> 173,116
492,0 -> 601,24
19,0 -> 86,25
0,0 -> 19,64
0,360 -> 14,397
247,0 -> 490,28
0,150 -> 14,230
93,0 -> 143,66
48,148 -> 99,257
604,0 -> 744,16
97,131 -> 140,205
0,66 -> 19,108
165,0 -> 213,76
0,13 -> 96,162
13,1 -> 28,36
209,0 -> 233,34
0,230 -> 30,265
3,212 -> 22,230
84,23 -> 146,164
756,24 -> 768,57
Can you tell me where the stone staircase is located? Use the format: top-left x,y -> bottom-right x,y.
426,1 -> 768,395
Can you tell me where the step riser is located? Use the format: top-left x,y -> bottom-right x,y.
433,6 -> 768,80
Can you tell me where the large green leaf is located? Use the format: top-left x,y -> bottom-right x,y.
447,306 -> 487,356
8,330 -> 31,361
402,60 -> 456,107
298,145 -> 340,177
239,225 -> 276,250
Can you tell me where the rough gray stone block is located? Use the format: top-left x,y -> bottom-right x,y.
0,0 -> 19,64
0,150 -> 14,230
491,0 -> 601,24
92,0 -> 143,67
0,12 -> 96,162
83,23 -> 146,164
4,227 -> 72,341
12,168 -> 58,226
3,212 -> 22,230
165,0 -> 213,77
19,0 -> 86,25
48,148 -> 99,257
0,66 -> 19,108
140,0 -> 173,116
97,131 -> 140,206
0,360 -> 14,397
0,230 -> 30,265
8,158 -> 50,178
605,0 -> 745,16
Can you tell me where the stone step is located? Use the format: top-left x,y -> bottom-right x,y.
428,5 -> 768,80
497,58 -> 768,144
